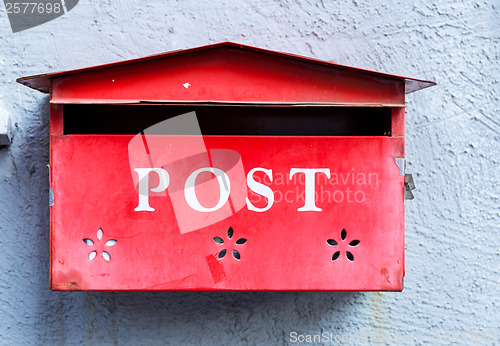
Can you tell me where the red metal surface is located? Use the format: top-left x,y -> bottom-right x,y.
49,47 -> 405,105
51,135 -> 404,291
15,42 -> 437,292
391,107 -> 405,138
16,42 -> 435,97
49,104 -> 63,136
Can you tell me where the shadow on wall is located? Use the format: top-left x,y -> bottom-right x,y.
80,290 -> 364,343
37,288 -> 364,343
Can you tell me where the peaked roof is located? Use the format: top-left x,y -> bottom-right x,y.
17,42 -> 435,95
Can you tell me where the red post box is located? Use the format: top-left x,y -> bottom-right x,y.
18,42 -> 435,291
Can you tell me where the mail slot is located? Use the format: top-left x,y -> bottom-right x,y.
18,42 -> 435,291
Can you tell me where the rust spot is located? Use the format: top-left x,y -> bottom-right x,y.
381,268 -> 392,285
52,269 -> 83,291
52,281 -> 80,291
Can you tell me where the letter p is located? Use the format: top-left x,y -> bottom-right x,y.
134,168 -> 170,211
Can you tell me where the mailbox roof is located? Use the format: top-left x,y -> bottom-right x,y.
17,42 -> 435,103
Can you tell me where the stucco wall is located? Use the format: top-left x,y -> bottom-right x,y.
0,0 -> 498,344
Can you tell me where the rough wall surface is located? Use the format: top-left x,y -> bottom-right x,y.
0,0 -> 498,345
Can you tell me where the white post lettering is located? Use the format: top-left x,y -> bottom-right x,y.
246,167 -> 274,212
134,168 -> 170,211
184,167 -> 231,212
289,168 -> 330,211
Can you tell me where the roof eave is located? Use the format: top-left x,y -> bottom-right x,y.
16,41 -> 436,95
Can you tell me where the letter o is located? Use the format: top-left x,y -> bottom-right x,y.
184,167 -> 230,212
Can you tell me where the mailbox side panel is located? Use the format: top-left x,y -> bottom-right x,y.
50,135 -> 404,291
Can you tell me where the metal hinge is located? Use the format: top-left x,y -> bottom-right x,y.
48,164 -> 54,206
0,111 -> 12,146
395,158 -> 416,200
404,174 -> 416,200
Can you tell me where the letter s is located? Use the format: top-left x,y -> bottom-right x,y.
246,167 -> 274,212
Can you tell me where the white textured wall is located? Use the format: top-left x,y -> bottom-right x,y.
0,1 -> 498,345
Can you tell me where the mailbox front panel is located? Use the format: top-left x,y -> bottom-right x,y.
51,135 -> 404,291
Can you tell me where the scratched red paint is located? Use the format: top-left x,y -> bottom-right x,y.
206,253 -> 227,284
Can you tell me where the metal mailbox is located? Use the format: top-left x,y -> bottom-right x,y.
18,42 -> 435,291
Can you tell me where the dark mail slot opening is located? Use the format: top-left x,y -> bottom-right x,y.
63,104 -> 392,136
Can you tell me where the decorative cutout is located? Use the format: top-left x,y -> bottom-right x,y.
218,249 -> 226,259
105,240 -> 117,247
233,250 -> 240,260
213,237 -> 224,244
327,229 -> 360,262
102,251 -> 111,262
326,239 -> 338,246
213,227 -> 247,260
83,239 -> 93,246
83,228 -> 117,262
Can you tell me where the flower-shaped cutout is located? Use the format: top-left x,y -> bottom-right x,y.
213,227 -> 247,260
83,228 -> 117,262
327,228 -> 360,262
